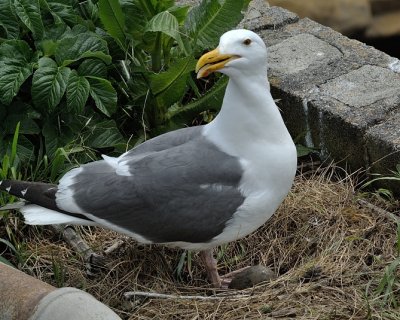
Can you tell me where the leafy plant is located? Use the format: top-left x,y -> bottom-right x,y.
99,0 -> 249,140
362,164 -> 400,200
0,0 -> 123,170
1,0 -> 250,177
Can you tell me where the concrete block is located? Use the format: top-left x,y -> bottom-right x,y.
268,34 -> 342,75
240,5 -> 299,31
319,65 -> 400,107
365,112 -> 400,191
304,65 -> 400,170
255,11 -> 400,188
262,18 -> 395,94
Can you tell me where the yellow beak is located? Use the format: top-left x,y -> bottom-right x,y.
195,48 -> 239,79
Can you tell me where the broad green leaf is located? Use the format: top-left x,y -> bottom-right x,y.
0,60 -> 33,105
146,11 -> 184,48
87,76 -> 117,116
47,2 -> 78,25
150,56 -> 195,107
86,120 -> 124,148
14,135 -> 34,163
42,117 -> 74,157
55,32 -> 111,66
150,56 -> 195,95
98,0 -> 126,50
3,100 -> 41,135
31,57 -> 71,111
184,0 -> 244,49
14,0 -> 44,40
4,113 -> 40,135
120,0 -> 146,39
169,5 -> 190,24
0,40 -> 32,62
77,59 -> 107,78
0,0 -> 19,39
66,70 -> 90,114
167,75 -> 228,122
77,0 -> 98,21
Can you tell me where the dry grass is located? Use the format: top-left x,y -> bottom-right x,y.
2,166 -> 400,319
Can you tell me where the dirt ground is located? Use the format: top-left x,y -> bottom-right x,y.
3,165 -> 400,319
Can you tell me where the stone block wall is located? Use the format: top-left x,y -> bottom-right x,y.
241,2 -> 400,192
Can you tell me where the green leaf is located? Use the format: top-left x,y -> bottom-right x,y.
0,60 -> 33,105
167,76 -> 228,122
150,56 -> 195,95
169,5 -> 190,25
77,59 -> 107,78
14,134 -> 34,162
296,144 -> 316,157
86,120 -> 124,148
149,56 -> 195,107
184,0 -> 244,49
0,40 -> 33,62
31,57 -> 71,112
3,100 -> 40,135
0,0 -> 19,39
87,76 -> 117,116
10,121 -> 20,166
146,11 -> 184,48
4,112 -> 40,135
98,0 -> 126,50
120,0 -> 147,40
47,2 -> 78,25
0,255 -> 15,267
66,70 -> 90,114
14,0 -> 44,40
55,32 -> 111,66
42,116 -> 75,157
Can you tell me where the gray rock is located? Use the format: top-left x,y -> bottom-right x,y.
228,265 -> 276,290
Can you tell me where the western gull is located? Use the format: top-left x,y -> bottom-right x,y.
0,29 -> 297,288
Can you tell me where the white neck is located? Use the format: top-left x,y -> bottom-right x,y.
204,74 -> 292,157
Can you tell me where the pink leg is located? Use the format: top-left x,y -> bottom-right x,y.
199,249 -> 251,288
199,249 -> 221,288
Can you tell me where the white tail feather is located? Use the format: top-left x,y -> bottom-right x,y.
20,204 -> 97,226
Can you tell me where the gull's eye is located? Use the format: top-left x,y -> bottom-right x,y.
243,38 -> 252,46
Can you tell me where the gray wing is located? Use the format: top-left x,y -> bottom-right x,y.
70,132 -> 245,244
123,126 -> 203,157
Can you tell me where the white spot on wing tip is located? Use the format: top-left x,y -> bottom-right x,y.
21,189 -> 27,196
5,186 -> 11,192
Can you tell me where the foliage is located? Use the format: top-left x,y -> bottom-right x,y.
362,164 -> 400,200
0,0 -> 249,176
374,222 -> 400,308
99,0 -> 249,139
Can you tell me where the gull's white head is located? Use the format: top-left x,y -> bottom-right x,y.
196,29 -> 267,79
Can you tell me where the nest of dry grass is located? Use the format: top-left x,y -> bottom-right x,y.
3,167 -> 400,319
